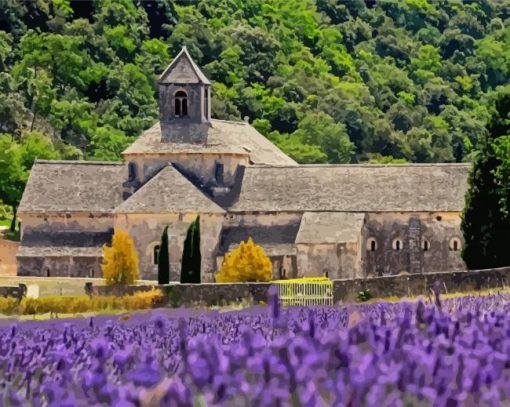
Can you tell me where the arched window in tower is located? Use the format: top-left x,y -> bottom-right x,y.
175,91 -> 188,117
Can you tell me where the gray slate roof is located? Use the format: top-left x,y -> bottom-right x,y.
223,243 -> 297,257
231,164 -> 470,213
159,46 -> 211,85
17,246 -> 102,258
122,119 -> 297,166
296,212 -> 365,244
18,161 -> 125,214
114,165 -> 225,214
218,223 -> 301,254
21,230 -> 113,247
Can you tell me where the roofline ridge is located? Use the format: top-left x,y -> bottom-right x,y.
35,159 -> 124,166
245,163 -> 471,169
170,162 -> 226,212
158,46 -> 211,85
210,118 -> 247,125
113,163 -> 226,214
114,164 -> 170,211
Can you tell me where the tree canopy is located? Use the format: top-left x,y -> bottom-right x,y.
1,0 -> 509,213
461,90 -> 510,269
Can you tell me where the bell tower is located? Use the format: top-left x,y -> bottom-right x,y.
158,47 -> 211,144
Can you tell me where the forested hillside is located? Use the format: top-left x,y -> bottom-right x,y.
0,0 -> 509,205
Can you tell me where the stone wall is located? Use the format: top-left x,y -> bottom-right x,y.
159,83 -> 209,143
126,153 -> 249,188
114,213 -> 224,281
17,213 -> 112,278
89,284 -> 156,297
91,282 -> 271,306
363,212 -> 464,276
20,212 -> 114,236
333,267 -> 510,303
17,256 -> 101,278
88,267 -> 510,307
0,239 -> 18,276
296,241 -> 360,280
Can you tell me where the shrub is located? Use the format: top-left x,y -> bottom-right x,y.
216,238 -> 272,283
13,290 -> 164,316
0,202 -> 12,220
357,289 -> 373,302
462,92 -> 510,269
180,215 -> 201,284
0,297 -> 19,315
158,225 -> 170,285
101,229 -> 139,285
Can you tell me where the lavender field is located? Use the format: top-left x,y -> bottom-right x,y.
3,289 -> 510,406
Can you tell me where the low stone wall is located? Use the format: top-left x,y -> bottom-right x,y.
165,283 -> 271,307
90,283 -> 271,306
333,267 -> 510,303
86,267 -> 510,306
89,284 -> 156,297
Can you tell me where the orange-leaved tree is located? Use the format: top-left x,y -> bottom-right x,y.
101,229 -> 139,285
216,238 -> 272,282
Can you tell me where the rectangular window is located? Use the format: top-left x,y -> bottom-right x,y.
204,88 -> 209,119
215,161 -> 224,184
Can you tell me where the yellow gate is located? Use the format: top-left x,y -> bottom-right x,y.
272,277 -> 333,306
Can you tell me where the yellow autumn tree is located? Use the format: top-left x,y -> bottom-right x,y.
216,238 -> 272,283
101,229 -> 139,285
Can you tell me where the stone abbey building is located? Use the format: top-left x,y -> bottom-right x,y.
16,47 -> 469,281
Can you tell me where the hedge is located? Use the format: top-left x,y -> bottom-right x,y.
0,289 -> 164,316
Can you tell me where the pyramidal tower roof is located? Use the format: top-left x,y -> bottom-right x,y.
159,46 -> 211,85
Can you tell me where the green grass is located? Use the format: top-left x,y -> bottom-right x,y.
3,229 -> 20,242
0,219 -> 20,241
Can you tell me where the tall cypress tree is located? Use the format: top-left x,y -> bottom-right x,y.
462,93 -> 510,269
158,225 -> 170,285
180,215 -> 201,284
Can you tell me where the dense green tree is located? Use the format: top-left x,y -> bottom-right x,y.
0,135 -> 25,232
157,226 -> 170,285
461,92 -> 510,269
0,132 -> 60,231
290,112 -> 354,163
0,0 -> 509,215
180,216 -> 201,284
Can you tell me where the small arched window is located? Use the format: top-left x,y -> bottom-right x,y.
44,268 -> 50,277
392,238 -> 403,251
128,162 -> 137,182
367,237 -> 377,252
153,245 -> 160,265
175,91 -> 188,117
88,268 -> 95,278
450,237 -> 461,252
422,239 -> 429,251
